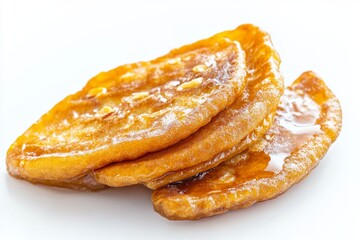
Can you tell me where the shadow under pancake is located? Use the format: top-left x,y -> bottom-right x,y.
5,174 -> 154,221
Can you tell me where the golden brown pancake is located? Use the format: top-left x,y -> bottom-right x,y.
7,33 -> 247,183
152,72 -> 342,220
146,112 -> 275,189
94,24 -> 284,189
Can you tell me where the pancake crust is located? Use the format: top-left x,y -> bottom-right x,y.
152,72 -> 342,220
94,24 -> 284,188
7,33 -> 247,182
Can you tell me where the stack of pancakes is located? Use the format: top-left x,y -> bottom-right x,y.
6,24 -> 342,220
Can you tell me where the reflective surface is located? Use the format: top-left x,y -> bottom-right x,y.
153,72 -> 342,220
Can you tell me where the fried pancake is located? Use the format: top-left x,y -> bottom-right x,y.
93,24 -> 284,188
7,34 -> 247,182
152,71 -> 342,220
146,112 -> 275,189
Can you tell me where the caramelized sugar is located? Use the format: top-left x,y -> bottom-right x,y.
172,88 -> 322,195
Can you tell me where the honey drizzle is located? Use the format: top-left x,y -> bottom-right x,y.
172,87 -> 322,194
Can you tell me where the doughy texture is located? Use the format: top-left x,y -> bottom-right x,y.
152,72 -> 342,220
7,36 -> 246,182
94,24 -> 284,188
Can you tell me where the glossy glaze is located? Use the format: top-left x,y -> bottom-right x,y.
175,88 -> 321,194
152,72 -> 342,220
7,33 -> 247,182
94,24 -> 284,189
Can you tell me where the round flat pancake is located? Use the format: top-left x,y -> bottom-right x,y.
94,24 -> 284,188
7,34 -> 246,182
152,71 -> 342,220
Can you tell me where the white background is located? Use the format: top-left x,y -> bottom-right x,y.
1,0 -> 359,239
